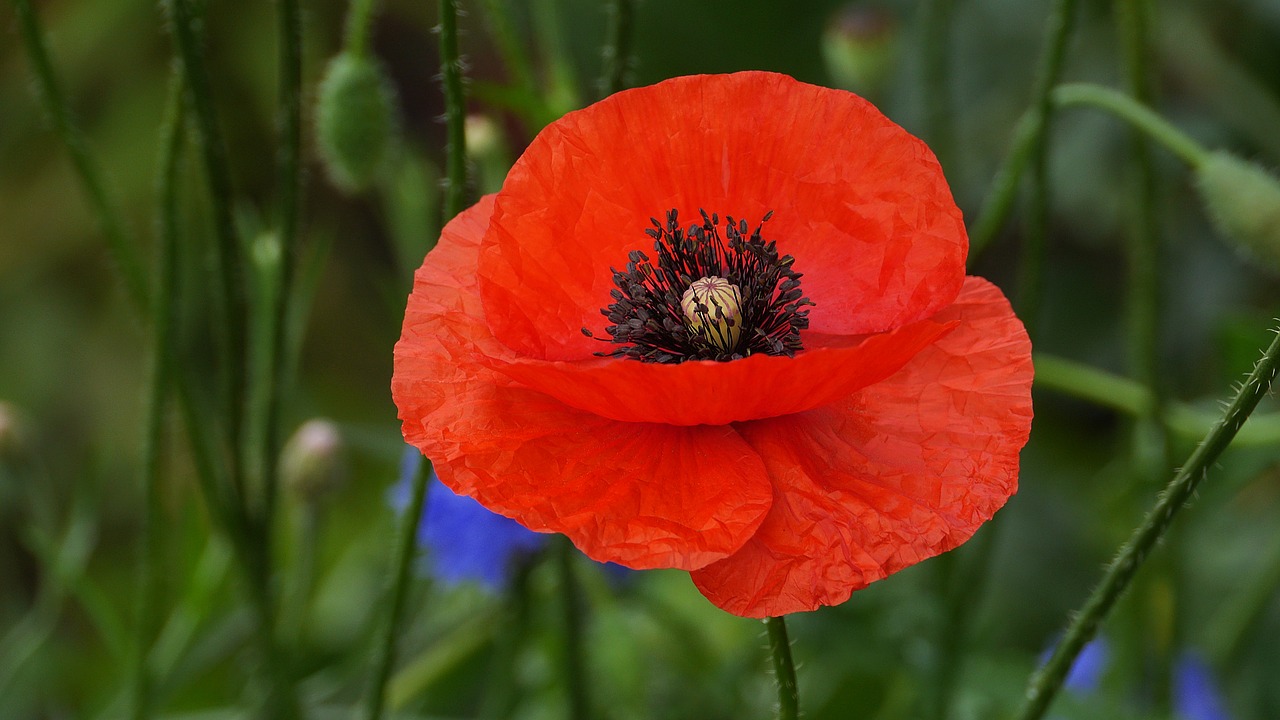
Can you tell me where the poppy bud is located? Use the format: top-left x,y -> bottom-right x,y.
280,419 -> 346,505
681,276 -> 743,352
821,5 -> 897,96
316,53 -> 399,193
1195,151 -> 1280,273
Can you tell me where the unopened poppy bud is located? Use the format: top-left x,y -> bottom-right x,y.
1196,151 -> 1280,273
280,419 -> 346,505
316,53 -> 399,193
821,5 -> 897,96
681,276 -> 743,352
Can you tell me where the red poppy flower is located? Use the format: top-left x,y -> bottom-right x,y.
393,71 -> 1033,618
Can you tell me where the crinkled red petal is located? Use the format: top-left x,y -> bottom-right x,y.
479,71 -> 967,360
392,197 -> 773,570
485,321 -> 955,425
690,277 -> 1033,617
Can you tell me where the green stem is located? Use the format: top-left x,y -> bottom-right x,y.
1207,523 -> 1280,666
439,0 -> 468,221
1051,83 -> 1209,168
361,456 -> 429,720
766,617 -> 799,720
920,0 -> 957,175
1116,1 -> 1174,710
968,0 -> 1080,263
556,539 -> 590,720
1015,326 -> 1280,720
599,0 -> 635,98
479,0 -> 538,96
344,0 -> 378,57
1033,353 -> 1280,446
1115,0 -> 1166,435
924,520 -> 1002,720
129,75 -> 185,720
165,0 -> 250,505
260,0 -> 304,547
479,558 -> 535,720
10,0 -> 148,311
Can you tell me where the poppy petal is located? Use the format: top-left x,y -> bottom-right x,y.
479,71 -> 967,361
484,320 -> 956,426
393,197 -> 774,571
690,277 -> 1033,617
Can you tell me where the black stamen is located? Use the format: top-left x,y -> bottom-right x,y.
583,209 -> 814,364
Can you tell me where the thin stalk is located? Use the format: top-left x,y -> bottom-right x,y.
11,0 -> 148,311
765,617 -> 799,720
479,558 -> 536,720
968,0 -> 1080,263
556,539 -> 589,720
361,457 -> 429,720
1033,353 -> 1280,446
1016,153 -> 1049,335
1015,326 -> 1280,720
1051,83 -> 1209,168
260,0 -> 305,540
439,0 -> 468,221
924,520 -> 1001,720
1207,524 -> 1280,666
129,75 -> 185,720
479,0 -> 538,96
599,0 -> 635,98
920,0 -> 957,175
344,0 -> 379,57
1116,1 -> 1175,712
165,0 -> 250,505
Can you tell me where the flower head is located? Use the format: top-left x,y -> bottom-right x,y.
393,72 -> 1033,617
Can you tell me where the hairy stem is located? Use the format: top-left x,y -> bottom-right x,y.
766,617 -> 799,720
1016,327 -> 1280,720
439,0 -> 468,221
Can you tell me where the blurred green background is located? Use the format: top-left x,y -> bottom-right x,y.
2,0 -> 1280,718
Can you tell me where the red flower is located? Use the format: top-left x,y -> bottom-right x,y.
393,72 -> 1033,617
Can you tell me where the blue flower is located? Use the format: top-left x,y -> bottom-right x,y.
1064,638 -> 1109,693
394,447 -> 547,591
1037,636 -> 1232,720
1174,653 -> 1231,720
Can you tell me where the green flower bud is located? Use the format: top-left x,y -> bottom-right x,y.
280,419 -> 346,505
1196,151 -> 1280,273
316,53 -> 399,193
821,5 -> 897,97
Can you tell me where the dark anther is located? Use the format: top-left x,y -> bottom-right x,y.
591,208 -> 814,363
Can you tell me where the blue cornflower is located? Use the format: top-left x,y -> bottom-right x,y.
1039,636 -> 1232,720
393,447 -> 547,591
1174,653 -> 1231,720
1064,638 -> 1109,693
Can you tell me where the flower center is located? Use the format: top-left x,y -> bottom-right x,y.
681,276 -> 743,352
584,209 -> 814,363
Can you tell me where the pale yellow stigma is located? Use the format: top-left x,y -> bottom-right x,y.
680,276 -> 743,352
